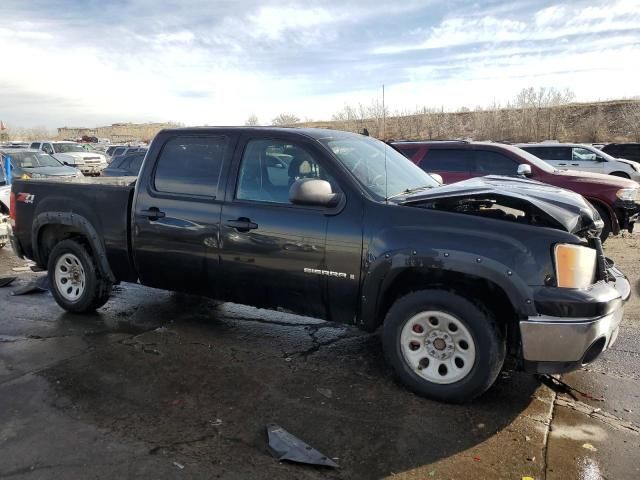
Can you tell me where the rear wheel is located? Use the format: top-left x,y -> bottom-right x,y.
48,239 -> 112,313
593,204 -> 612,242
382,290 -> 505,403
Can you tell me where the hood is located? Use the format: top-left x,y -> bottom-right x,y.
55,152 -> 106,163
401,175 -> 602,237
552,168 -> 638,187
25,166 -> 79,177
613,157 -> 640,169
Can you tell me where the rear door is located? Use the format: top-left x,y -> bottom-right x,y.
417,148 -> 473,183
132,132 -> 237,296
219,133 -> 359,319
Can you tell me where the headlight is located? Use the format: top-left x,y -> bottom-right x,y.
554,244 -> 597,289
616,188 -> 638,201
21,173 -> 31,179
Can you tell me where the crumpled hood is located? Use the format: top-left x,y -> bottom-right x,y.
401,175 -> 603,236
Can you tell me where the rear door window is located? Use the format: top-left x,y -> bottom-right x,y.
154,135 -> 228,197
420,149 -> 471,172
397,146 -> 419,159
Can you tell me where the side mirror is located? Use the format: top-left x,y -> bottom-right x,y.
289,179 -> 340,207
596,156 -> 606,162
517,164 -> 532,177
428,173 -> 444,184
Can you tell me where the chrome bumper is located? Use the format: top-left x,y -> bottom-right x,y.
0,217 -> 8,245
520,307 -> 623,363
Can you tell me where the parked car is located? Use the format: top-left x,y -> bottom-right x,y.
8,127 -> 630,402
393,140 -> 640,241
0,149 -> 83,180
30,141 -> 108,176
516,143 -> 640,181
601,143 -> 640,163
109,146 -> 147,165
101,151 -> 145,177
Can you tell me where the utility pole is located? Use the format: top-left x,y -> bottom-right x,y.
382,84 -> 386,140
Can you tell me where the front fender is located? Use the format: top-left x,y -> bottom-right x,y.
359,247 -> 537,331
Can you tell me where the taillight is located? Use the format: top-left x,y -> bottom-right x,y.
9,191 -> 16,221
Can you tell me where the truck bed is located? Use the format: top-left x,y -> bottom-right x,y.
11,176 -> 138,282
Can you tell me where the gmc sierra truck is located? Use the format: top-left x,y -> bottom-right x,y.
8,127 -> 630,402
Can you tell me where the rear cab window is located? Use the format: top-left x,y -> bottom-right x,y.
153,135 -> 229,198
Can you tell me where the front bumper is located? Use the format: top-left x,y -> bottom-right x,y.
0,216 -> 8,245
615,200 -> 640,232
520,265 -> 630,374
77,164 -> 105,176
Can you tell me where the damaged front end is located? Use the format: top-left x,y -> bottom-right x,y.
400,175 -> 604,239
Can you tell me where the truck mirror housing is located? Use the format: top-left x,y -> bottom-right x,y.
517,164 -> 532,177
289,178 -> 340,207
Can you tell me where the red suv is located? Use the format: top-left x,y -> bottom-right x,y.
393,141 -> 640,241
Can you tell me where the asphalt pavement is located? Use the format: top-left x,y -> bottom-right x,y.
0,236 -> 639,479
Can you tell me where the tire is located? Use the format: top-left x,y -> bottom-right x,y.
0,243 -> 5,249
610,171 -> 630,179
382,290 -> 505,403
47,239 -> 112,313
593,204 -> 611,243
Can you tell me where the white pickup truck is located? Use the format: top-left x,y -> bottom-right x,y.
30,141 -> 108,176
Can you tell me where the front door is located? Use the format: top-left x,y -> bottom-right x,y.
219,135 -> 344,319
133,133 -> 236,296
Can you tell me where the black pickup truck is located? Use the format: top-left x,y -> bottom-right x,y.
8,127 -> 630,402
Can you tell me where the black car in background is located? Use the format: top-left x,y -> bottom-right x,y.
101,151 -> 145,177
602,143 -> 640,162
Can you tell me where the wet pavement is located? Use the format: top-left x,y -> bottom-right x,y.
1,236 -> 639,479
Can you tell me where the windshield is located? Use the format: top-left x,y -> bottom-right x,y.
53,143 -> 85,153
320,135 -> 440,200
8,152 -> 64,168
509,145 -> 557,173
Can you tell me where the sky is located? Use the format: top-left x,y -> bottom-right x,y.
0,0 -> 639,129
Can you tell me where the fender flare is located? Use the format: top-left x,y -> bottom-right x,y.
585,197 -> 620,234
32,211 -> 116,282
359,248 -> 536,331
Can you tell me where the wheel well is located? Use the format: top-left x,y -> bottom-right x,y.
376,269 -> 520,352
37,224 -> 92,268
585,198 -> 617,233
609,171 -> 630,179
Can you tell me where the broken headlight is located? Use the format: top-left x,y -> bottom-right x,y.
554,244 -> 597,289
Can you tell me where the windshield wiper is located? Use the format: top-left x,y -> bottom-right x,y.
385,185 -> 433,201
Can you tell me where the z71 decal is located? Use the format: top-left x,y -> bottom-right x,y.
16,193 -> 35,204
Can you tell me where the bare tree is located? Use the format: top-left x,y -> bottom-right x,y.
271,113 -> 300,127
621,101 -> 640,142
245,114 -> 260,126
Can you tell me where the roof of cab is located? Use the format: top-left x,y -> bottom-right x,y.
155,126 -> 364,141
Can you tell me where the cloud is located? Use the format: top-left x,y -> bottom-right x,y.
0,0 -> 638,130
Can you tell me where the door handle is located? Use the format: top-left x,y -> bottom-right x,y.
140,207 -> 166,220
571,163 -> 579,166
225,217 -> 258,232
558,163 -> 567,166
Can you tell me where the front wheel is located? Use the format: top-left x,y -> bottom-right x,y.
382,290 -> 505,403
593,204 -> 611,243
48,239 -> 112,313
